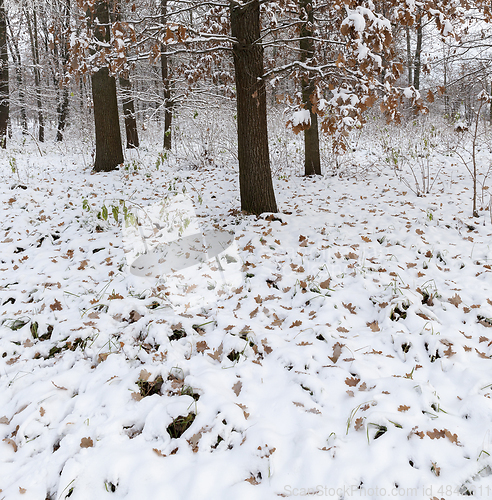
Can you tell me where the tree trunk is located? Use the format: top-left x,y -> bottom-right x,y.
229,0 -> 278,214
161,0 -> 172,150
91,0 -> 124,171
490,81 -> 492,124
92,67 -> 124,170
56,0 -> 71,141
56,87 -> 70,141
300,0 -> 321,176
26,9 -> 45,142
0,0 -> 8,147
114,0 -> 139,149
6,15 -> 27,134
119,73 -> 139,148
405,26 -> 413,86
413,17 -> 422,90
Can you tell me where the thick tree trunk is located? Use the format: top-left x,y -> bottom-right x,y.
300,0 -> 321,176
91,0 -> 124,171
92,68 -> 124,171
161,0 -> 172,150
119,73 -> 139,148
0,0 -> 8,148
230,0 -> 278,214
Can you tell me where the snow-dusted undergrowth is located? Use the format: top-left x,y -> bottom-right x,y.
1,122 -> 492,500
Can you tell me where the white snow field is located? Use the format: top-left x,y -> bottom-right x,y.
1,124 -> 492,500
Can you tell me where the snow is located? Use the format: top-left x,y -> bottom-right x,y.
291,109 -> 311,128
403,86 -> 420,100
1,125 -> 492,499
349,12 -> 366,33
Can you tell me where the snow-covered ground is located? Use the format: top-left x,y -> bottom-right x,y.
1,123 -> 492,500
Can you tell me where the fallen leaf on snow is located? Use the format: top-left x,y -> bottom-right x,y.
188,431 -> 203,452
425,428 -> 460,445
80,437 -> 93,448
51,381 -> 67,390
3,438 -> 17,452
50,299 -> 62,311
475,348 -> 490,359
245,476 -> 260,485
232,381 -> 242,396
98,353 -> 110,363
342,303 -> 356,314
207,343 -> 224,361
329,343 -> 343,363
129,310 -> 143,323
261,340 -> 272,354
236,403 -> 249,419
448,294 -> 462,308
196,341 -> 208,353
249,307 -> 259,318
345,377 -> 360,387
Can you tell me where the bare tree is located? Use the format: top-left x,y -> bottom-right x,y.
25,7 -> 45,142
299,0 -> 321,175
0,0 -> 8,147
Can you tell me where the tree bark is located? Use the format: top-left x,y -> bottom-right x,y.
490,81 -> 492,124
6,14 -> 27,134
90,0 -> 124,171
300,0 -> 321,176
114,0 -> 139,148
55,0 -> 71,141
413,16 -> 422,90
119,73 -> 139,148
405,26 -> 413,86
161,0 -> 172,150
56,86 -> 70,141
0,0 -> 8,147
26,9 -> 45,142
230,0 -> 278,214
